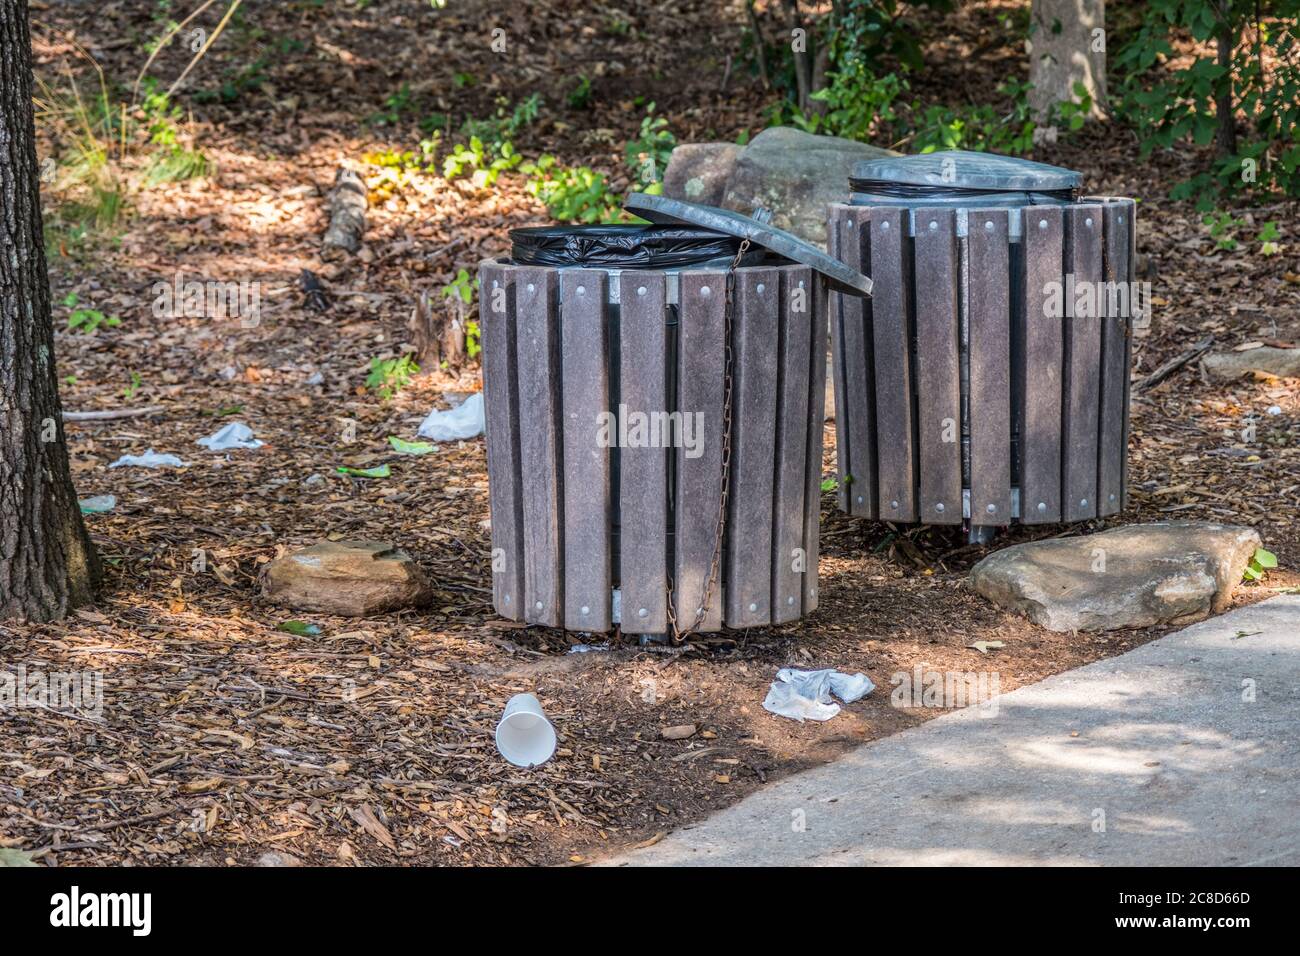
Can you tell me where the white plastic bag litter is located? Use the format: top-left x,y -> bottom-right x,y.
417,392 -> 485,441
109,449 -> 185,469
196,422 -> 263,451
763,668 -> 875,722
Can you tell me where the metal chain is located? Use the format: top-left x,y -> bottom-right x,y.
667,238 -> 748,643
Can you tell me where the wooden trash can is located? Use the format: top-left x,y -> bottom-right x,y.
481,194 -> 872,635
827,151 -> 1138,536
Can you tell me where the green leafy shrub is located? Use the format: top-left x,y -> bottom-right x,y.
63,292 -> 121,335
366,354 -> 419,400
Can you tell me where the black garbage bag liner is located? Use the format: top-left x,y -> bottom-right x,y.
510,224 -> 743,269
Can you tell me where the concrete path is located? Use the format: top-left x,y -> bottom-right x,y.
609,594 -> 1300,866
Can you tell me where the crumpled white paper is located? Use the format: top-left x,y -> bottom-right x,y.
196,422 -> 263,451
762,668 -> 875,722
418,392 -> 485,441
109,449 -> 185,469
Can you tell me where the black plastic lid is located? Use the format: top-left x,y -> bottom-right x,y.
850,150 -> 1082,206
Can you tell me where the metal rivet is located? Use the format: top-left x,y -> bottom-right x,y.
788,596 -> 795,606
984,220 -> 994,230
700,285 -> 712,297
856,495 -> 864,504
527,283 -> 535,293
1086,217 -> 1094,228
492,280 -> 499,289
576,285 -> 586,296
986,503 -> 997,514
798,280 -> 805,289
1038,219 -> 1048,230
890,500 -> 899,509
1038,502 -> 1047,513
1109,493 -> 1117,502
929,220 -> 938,231
534,601 -> 543,611
637,286 -> 647,296
1118,216 -> 1125,225
881,220 -> 890,231
638,607 -> 648,618
1080,498 -> 1089,508
580,605 -> 590,615
757,283 -> 766,294
503,594 -> 511,603
936,503 -> 945,513
748,602 -> 758,613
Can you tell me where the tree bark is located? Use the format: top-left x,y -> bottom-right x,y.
1,0 -> 100,621
1214,6 -> 1238,159
1028,0 -> 1109,123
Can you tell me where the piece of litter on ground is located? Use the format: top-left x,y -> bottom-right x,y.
967,640 -> 1006,654
306,371 -> 324,386
568,642 -> 609,654
196,421 -> 264,451
78,495 -> 117,514
417,392 -> 484,441
336,464 -> 391,478
1266,405 -> 1282,416
109,449 -> 185,469
276,620 -> 322,636
388,436 -> 436,455
763,668 -> 875,722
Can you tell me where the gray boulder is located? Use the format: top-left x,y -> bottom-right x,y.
261,540 -> 430,616
662,143 -> 741,207
1203,347 -> 1300,380
720,127 -> 896,248
969,522 -> 1261,632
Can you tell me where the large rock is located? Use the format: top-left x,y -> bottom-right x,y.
261,540 -> 430,616
1203,347 -> 1300,380
720,127 -> 896,248
662,143 -> 741,207
969,522 -> 1261,632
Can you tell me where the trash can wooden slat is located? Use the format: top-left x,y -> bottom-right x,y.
829,167 -> 1136,532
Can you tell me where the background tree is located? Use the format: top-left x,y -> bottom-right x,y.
1027,0 -> 1109,122
0,0 -> 100,621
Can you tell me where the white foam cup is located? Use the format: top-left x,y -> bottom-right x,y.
495,693 -> 557,767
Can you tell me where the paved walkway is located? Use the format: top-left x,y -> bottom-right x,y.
609,594 -> 1300,866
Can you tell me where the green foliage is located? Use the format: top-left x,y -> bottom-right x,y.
568,74 -> 593,110
366,354 -> 419,400
804,60 -> 906,142
368,83 -> 414,126
522,155 -> 622,223
122,370 -> 143,400
911,81 -> 1036,155
1114,0 -> 1300,205
1257,220 -> 1283,255
624,103 -> 676,190
1243,547 -> 1278,582
442,137 -> 522,188
1202,210 -> 1245,250
441,268 -> 481,359
63,292 -> 121,335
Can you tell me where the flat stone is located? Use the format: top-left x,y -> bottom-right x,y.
969,521 -> 1261,632
720,127 -> 896,248
662,143 -> 741,207
261,540 -> 430,617
1203,346 -> 1300,380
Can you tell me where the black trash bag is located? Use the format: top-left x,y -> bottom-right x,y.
510,224 -> 742,270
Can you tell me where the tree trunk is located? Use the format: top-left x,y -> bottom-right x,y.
1214,9 -> 1238,159
0,0 -> 100,621
1028,0 -> 1108,123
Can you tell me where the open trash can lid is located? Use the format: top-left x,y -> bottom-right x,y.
626,192 -> 872,297
849,150 -> 1082,206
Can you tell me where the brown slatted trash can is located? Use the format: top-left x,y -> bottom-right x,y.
481,193 -> 872,635
826,151 -> 1139,540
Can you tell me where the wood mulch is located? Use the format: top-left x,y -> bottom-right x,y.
2,0 -> 1296,867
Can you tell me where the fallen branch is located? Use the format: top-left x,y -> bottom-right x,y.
63,405 -> 164,422
1135,335 -> 1215,392
321,167 -> 367,258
